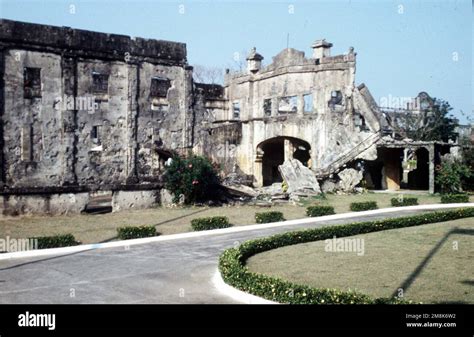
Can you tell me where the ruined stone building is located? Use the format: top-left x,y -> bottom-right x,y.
0,19 -> 453,214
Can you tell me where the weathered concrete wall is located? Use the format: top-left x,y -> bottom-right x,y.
3,49 -> 65,187
75,60 -> 130,185
0,193 -> 89,215
111,190 -> 160,212
0,19 -> 189,197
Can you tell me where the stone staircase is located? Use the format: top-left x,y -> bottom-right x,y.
315,131 -> 382,179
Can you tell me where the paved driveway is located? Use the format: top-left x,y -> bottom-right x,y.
0,208 -> 452,303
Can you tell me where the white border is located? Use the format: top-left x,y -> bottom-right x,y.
0,203 -> 472,261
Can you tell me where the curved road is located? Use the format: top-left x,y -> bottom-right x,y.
0,206 -> 464,304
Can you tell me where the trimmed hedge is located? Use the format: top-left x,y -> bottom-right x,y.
391,197 -> 419,207
350,201 -> 378,212
441,194 -> 469,204
191,216 -> 231,231
32,234 -> 79,249
255,211 -> 285,224
306,205 -> 335,217
219,208 -> 474,304
117,225 -> 158,240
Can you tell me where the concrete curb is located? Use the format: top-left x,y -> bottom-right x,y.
211,268 -> 277,304
0,203 -> 472,261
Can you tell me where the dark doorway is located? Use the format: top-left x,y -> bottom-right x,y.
407,148 -> 429,190
261,138 -> 285,186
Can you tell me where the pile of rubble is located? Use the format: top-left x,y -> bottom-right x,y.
220,159 -> 364,206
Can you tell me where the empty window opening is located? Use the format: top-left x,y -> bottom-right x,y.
303,94 -> 313,113
263,98 -> 272,117
232,102 -> 241,119
92,72 -> 109,95
24,67 -> 41,98
354,113 -> 368,131
328,90 -> 343,108
150,77 -> 171,98
91,125 -> 102,144
278,96 -> 298,114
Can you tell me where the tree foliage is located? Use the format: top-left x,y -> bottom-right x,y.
387,98 -> 458,142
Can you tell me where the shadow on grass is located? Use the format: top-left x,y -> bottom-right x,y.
98,207 -> 210,243
392,227 -> 474,299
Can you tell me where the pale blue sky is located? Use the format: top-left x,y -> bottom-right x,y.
0,0 -> 472,122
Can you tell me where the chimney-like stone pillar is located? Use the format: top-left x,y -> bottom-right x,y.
246,47 -> 264,74
311,39 -> 333,60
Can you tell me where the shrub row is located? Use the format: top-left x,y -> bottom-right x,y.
255,211 -> 285,224
349,201 -> 378,212
191,216 -> 231,231
219,208 -> 474,304
117,225 -> 158,240
306,205 -> 335,217
391,197 -> 419,207
441,194 -> 470,204
32,234 -> 80,249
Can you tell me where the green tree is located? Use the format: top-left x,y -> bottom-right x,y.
388,98 -> 458,142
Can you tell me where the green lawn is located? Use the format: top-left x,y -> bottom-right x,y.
247,217 -> 474,304
0,192 -> 470,245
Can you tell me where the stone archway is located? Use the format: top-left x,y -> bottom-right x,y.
255,136 -> 311,187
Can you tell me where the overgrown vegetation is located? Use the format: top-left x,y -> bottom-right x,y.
191,216 -> 231,231
163,155 -> 220,204
219,208 -> 474,304
116,225 -> 158,240
435,160 -> 471,194
255,211 -> 285,224
349,201 -> 378,212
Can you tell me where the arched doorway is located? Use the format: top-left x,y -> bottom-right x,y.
256,137 -> 311,186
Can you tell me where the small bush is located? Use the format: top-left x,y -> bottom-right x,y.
441,193 -> 469,204
163,155 -> 220,204
191,216 -> 231,231
255,211 -> 285,224
306,205 -> 335,217
391,197 -> 419,207
350,201 -> 378,212
117,225 -> 158,240
435,161 -> 471,194
32,234 -> 79,249
219,208 -> 474,304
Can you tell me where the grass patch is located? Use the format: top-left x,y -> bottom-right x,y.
247,217 -> 474,304
219,208 -> 474,304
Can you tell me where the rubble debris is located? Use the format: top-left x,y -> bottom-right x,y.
278,159 -> 321,195
221,184 -> 259,198
337,168 -> 363,192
